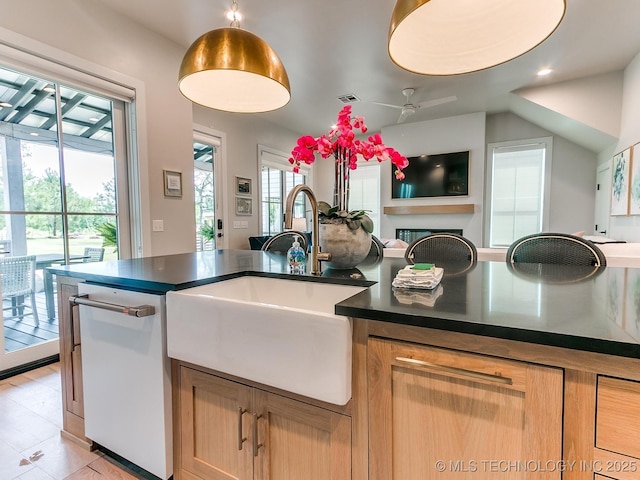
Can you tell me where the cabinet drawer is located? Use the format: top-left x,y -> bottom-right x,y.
596,376 -> 640,459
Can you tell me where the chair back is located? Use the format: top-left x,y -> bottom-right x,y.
261,231 -> 309,255
404,233 -> 477,275
83,247 -> 105,262
369,235 -> 385,258
0,255 -> 36,298
506,233 -> 606,267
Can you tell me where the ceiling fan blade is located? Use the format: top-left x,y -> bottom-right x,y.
397,108 -> 413,124
371,101 -> 403,110
417,95 -> 457,109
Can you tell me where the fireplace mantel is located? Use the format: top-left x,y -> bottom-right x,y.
383,204 -> 474,215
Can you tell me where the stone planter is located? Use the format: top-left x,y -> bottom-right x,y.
319,222 -> 371,269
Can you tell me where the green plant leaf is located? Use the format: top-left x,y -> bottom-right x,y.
318,201 -> 332,216
347,219 -> 361,230
360,214 -> 374,233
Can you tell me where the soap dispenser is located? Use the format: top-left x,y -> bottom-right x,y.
287,234 -> 306,274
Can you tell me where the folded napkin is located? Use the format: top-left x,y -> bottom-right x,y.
392,265 -> 444,289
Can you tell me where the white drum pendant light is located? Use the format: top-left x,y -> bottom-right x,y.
388,0 -> 566,75
179,1 -> 290,113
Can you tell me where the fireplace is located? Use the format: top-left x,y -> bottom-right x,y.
396,228 -> 463,243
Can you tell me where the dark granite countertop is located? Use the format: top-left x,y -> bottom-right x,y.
49,250 -> 640,358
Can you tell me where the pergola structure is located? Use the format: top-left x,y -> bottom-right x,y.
0,65 -> 115,256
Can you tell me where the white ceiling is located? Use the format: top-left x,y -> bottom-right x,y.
96,0 -> 640,148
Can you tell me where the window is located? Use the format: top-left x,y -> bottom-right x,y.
349,163 -> 381,237
486,138 -> 552,247
0,60 -> 135,367
259,146 -> 308,235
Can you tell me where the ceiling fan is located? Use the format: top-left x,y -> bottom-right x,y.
372,88 -> 457,124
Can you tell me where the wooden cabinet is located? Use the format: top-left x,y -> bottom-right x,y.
367,337 -> 564,480
175,365 -> 351,480
592,376 -> 640,480
57,276 -> 92,448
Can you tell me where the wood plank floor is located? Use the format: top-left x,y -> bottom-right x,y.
0,363 -> 147,479
3,291 -> 59,353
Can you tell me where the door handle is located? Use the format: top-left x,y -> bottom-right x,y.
69,294 -> 155,317
395,356 -> 512,385
237,407 -> 247,450
252,413 -> 263,457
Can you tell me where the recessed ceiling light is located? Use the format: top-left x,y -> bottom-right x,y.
30,132 -> 39,136
89,117 -> 100,122
537,68 -> 553,76
0,101 -> 11,108
43,85 -> 56,93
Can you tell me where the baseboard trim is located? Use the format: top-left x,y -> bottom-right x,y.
0,354 -> 60,380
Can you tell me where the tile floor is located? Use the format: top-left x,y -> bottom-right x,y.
0,362 -> 144,479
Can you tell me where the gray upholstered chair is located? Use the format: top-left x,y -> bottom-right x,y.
506,233 -> 606,267
0,255 -> 39,325
261,231 -> 309,255
404,233 -> 477,275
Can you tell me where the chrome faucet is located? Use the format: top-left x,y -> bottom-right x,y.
284,185 -> 331,275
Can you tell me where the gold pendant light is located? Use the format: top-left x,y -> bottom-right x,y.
388,0 -> 566,75
179,0 -> 290,113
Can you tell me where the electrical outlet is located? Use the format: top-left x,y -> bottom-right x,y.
152,220 -> 164,232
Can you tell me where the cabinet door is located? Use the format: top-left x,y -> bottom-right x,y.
368,338 -> 563,480
253,389 -> 351,480
179,367 -> 253,480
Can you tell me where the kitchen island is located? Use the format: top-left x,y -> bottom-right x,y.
50,250 -> 640,480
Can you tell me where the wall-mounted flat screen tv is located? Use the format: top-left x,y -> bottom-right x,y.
391,150 -> 469,198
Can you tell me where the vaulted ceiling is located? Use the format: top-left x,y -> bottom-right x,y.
94,0 -> 640,151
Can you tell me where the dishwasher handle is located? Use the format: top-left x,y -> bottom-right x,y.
69,294 -> 156,317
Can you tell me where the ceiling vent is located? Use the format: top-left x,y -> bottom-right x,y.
336,93 -> 360,104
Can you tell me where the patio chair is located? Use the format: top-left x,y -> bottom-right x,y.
506,233 -> 606,267
83,247 -> 105,263
0,255 -> 39,326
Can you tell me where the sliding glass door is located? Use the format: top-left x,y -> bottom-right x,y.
0,64 -> 131,372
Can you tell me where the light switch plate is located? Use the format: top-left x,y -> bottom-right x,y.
152,220 -> 164,232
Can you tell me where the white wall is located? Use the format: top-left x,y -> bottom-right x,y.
192,107 -> 299,249
486,112 -> 598,236
0,0 -> 195,256
379,112 -> 486,246
608,51 -> 640,241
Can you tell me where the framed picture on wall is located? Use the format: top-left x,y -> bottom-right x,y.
236,196 -> 252,215
163,169 -> 182,198
236,176 -> 252,196
630,143 -> 640,215
610,148 -> 631,216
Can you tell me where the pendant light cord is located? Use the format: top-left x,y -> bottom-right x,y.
228,0 -> 241,28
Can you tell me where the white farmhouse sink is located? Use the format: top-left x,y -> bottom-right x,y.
166,276 -> 366,405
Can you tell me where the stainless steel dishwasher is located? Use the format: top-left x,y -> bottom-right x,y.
72,283 -> 172,480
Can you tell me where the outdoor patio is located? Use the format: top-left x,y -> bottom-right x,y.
3,289 -> 59,353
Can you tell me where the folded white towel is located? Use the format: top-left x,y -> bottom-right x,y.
395,265 -> 440,278
392,266 -> 444,289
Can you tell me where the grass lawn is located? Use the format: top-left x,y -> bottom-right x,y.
26,237 -> 118,261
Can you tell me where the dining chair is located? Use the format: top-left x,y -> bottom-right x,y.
83,247 -> 105,263
359,235 -> 385,266
404,233 -> 477,276
506,233 -> 606,267
0,255 -> 39,325
261,231 -> 309,255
